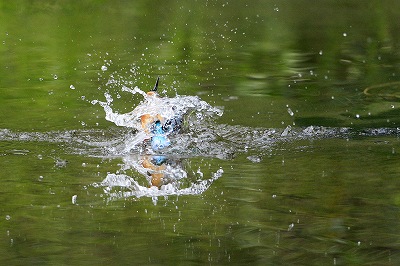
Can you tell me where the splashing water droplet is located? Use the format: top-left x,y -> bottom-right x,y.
288,223 -> 294,231
247,155 -> 261,163
72,195 -> 77,204
281,125 -> 292,136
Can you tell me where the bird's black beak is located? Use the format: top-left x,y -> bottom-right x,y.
151,77 -> 160,92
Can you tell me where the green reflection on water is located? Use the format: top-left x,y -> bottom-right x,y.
1,1 -> 400,265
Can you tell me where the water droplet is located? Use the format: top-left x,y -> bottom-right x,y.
72,195 -> 77,204
355,114 -> 360,119
288,223 -> 294,231
70,84 -> 75,90
101,65 -> 108,71
287,107 -> 294,116
5,215 -> 11,221
247,155 -> 261,163
53,74 -> 58,80
319,50 -> 323,55
343,32 -> 347,37
281,125 -> 292,136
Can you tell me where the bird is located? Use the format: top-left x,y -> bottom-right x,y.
140,77 -> 182,150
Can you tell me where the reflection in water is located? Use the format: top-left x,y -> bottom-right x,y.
95,154 -> 223,205
143,155 -> 171,187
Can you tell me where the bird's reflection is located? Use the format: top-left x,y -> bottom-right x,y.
142,155 -> 167,187
141,154 -> 186,188
96,153 -> 223,203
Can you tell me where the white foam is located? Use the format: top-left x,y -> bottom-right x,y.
96,167 -> 223,203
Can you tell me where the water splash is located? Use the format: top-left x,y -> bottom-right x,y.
85,84 -> 227,203
93,163 -> 224,205
91,85 -> 224,154
92,86 -> 222,130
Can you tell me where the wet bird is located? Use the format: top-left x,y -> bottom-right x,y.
140,77 -> 182,150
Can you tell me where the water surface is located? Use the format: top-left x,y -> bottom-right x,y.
1,1 -> 400,265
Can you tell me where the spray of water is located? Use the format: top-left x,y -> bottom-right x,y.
90,85 -> 223,154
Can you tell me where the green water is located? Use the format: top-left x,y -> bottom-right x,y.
1,1 -> 400,265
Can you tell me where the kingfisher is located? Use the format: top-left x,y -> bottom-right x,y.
140,77 -> 182,150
